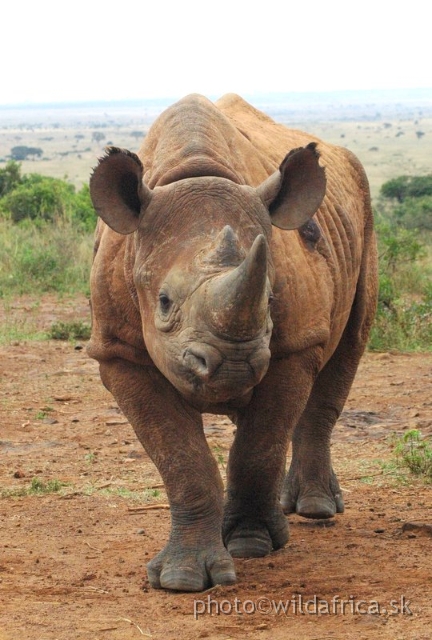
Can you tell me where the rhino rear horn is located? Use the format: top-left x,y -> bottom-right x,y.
257,142 -> 326,230
90,147 -> 152,234
202,225 -> 245,267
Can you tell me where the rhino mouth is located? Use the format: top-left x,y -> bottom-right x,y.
172,340 -> 271,404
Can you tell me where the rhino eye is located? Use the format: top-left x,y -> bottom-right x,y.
158,292 -> 172,314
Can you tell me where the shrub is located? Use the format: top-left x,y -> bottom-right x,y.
394,430 -> 432,480
49,320 -> 91,340
393,196 -> 432,231
380,174 -> 432,203
0,173 -> 96,231
0,161 -> 22,197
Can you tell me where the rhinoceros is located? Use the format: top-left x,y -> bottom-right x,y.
88,93 -> 377,592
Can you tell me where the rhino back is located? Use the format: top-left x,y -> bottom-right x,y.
138,94 -> 276,187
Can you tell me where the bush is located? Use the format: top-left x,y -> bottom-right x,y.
0,168 -> 96,297
0,173 -> 96,231
49,320 -> 91,340
380,175 -> 432,203
1,175 -> 75,223
394,430 -> 432,480
392,196 -> 432,231
0,161 -> 22,197
69,183 -> 97,232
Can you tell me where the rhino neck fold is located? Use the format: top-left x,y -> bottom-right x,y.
203,234 -> 269,341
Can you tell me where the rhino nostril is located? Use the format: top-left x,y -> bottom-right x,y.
194,355 -> 207,369
183,345 -> 222,381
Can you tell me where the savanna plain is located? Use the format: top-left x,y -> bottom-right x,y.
0,93 -> 431,639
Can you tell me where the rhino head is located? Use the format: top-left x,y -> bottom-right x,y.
90,144 -> 326,408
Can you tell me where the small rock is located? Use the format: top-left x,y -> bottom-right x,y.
13,470 -> 25,479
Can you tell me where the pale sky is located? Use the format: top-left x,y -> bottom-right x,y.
2,0 -> 431,105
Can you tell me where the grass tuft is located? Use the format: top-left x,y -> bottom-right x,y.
49,320 -> 91,341
393,430 -> 432,481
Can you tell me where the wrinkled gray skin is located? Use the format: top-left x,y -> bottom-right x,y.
88,94 -> 378,592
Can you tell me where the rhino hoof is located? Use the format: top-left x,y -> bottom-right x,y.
160,566 -> 208,592
296,494 -> 344,520
226,526 -> 273,558
147,550 -> 237,592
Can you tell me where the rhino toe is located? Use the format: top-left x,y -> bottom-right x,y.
147,547 -> 236,592
225,517 -> 288,558
296,494 -> 344,519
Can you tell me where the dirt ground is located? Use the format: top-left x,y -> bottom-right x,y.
1,295 -> 431,639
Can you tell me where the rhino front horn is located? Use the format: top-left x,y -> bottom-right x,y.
204,234 -> 269,340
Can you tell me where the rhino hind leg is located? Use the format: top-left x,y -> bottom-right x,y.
222,356 -> 316,557
281,322 -> 371,519
281,454 -> 345,519
282,232 -> 378,519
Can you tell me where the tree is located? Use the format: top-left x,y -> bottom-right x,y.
0,161 -> 22,197
10,146 -> 43,161
92,132 -> 106,144
380,176 -> 411,203
380,174 -> 432,203
130,130 -> 144,141
405,175 -> 432,199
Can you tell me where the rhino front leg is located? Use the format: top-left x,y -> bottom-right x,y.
223,353 -> 319,558
99,359 -> 236,592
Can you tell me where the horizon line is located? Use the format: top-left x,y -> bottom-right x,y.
1,87 -> 432,110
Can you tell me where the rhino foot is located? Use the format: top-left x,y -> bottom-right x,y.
147,543 -> 236,592
224,513 -> 289,558
281,468 -> 344,519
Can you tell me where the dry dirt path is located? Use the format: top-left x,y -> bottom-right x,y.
1,295 -> 431,639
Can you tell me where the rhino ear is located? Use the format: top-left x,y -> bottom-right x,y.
90,147 -> 152,234
257,143 -> 326,230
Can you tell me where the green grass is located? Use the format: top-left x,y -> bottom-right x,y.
393,430 -> 432,481
1,478 -> 162,501
1,477 -> 69,498
49,320 -> 91,341
0,314 -> 48,344
212,445 -> 226,470
0,218 -> 93,298
369,226 -> 432,352
102,487 -> 161,501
